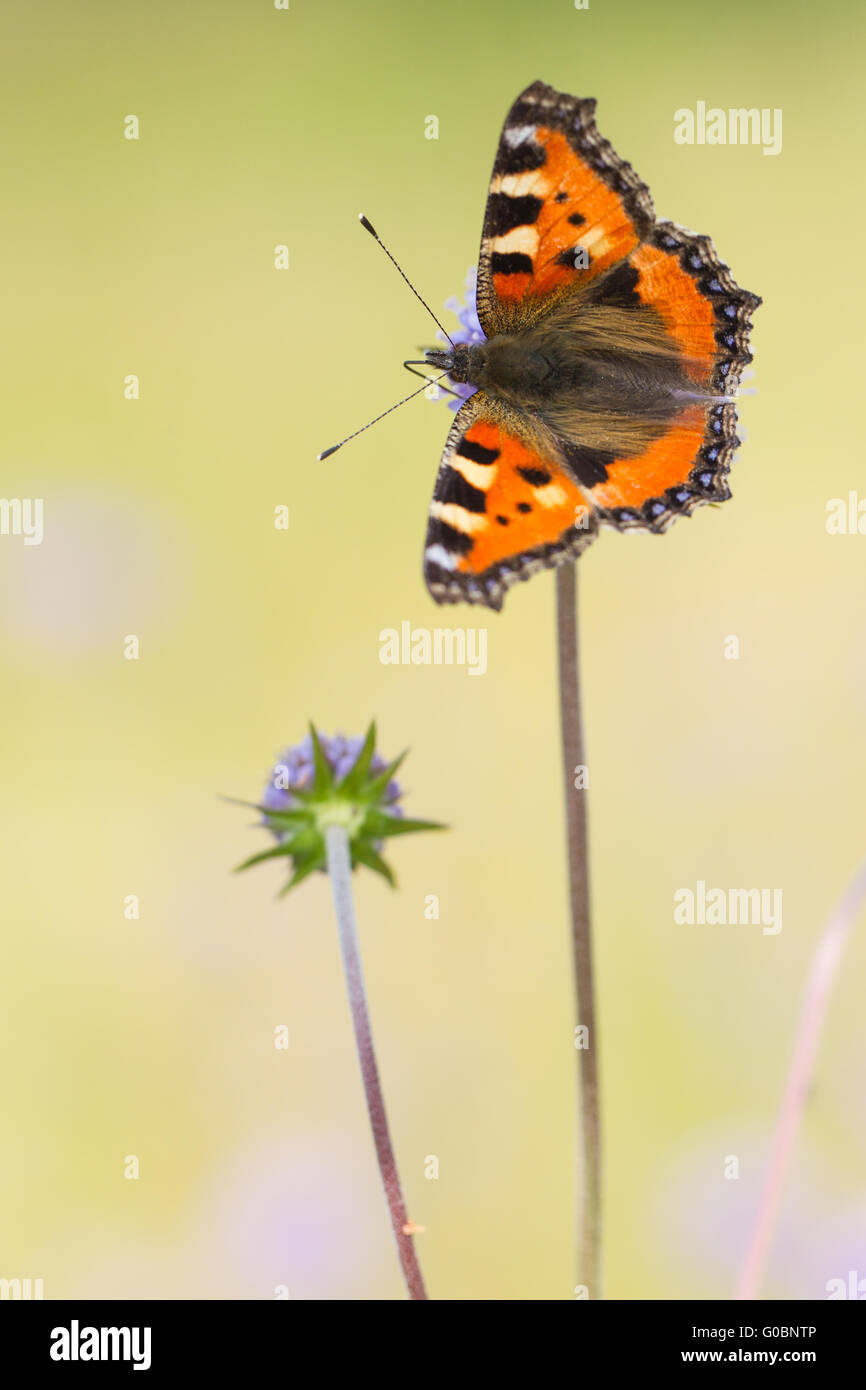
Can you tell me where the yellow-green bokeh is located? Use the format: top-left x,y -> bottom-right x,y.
2,0 -> 865,1299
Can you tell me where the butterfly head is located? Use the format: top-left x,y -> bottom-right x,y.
424,343 -> 484,386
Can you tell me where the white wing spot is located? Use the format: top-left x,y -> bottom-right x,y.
492,226 -> 539,258
453,457 -> 498,490
534,483 -> 569,509
490,171 -> 548,199
429,501 -> 488,535
504,124 -> 537,148
580,225 -> 613,256
425,543 -> 459,572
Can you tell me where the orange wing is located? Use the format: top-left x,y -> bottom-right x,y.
424,399 -> 598,610
626,220 -> 759,395
576,403 -> 728,532
581,221 -> 760,525
476,81 -> 655,333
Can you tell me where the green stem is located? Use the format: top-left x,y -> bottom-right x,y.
556,561 -> 601,1299
324,823 -> 428,1301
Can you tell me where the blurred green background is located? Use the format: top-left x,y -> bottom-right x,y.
2,0 -> 865,1300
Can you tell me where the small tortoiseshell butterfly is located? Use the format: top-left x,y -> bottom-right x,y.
420,80 -> 760,610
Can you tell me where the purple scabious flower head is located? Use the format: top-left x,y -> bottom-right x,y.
438,266 -> 485,413
234,723 -> 443,892
261,732 -> 402,819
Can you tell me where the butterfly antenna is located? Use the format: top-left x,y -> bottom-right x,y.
358,214 -> 455,348
317,373 -> 451,460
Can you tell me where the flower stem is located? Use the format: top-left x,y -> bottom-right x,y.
324,823 -> 428,1301
735,855 -> 866,1300
556,561 -> 601,1299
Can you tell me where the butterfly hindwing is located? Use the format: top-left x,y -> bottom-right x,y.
424,396 -> 598,610
628,221 -> 760,393
574,404 -> 721,531
592,222 -> 761,521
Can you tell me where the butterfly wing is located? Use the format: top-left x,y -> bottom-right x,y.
584,221 -> 760,526
476,80 -> 655,335
424,394 -> 598,610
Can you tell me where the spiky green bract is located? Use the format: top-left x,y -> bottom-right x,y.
233,722 -> 445,893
